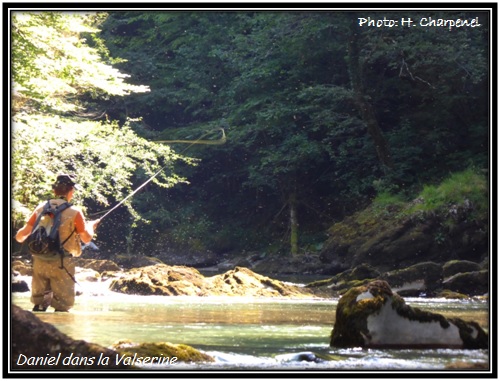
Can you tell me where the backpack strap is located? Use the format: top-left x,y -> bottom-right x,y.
48,201 -> 72,241
53,203 -> 79,285
59,227 -> 76,270
58,227 -> 79,285
31,200 -> 51,232
51,202 -> 74,266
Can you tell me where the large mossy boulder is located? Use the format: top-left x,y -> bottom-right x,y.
442,260 -> 482,278
379,261 -> 443,296
306,264 -> 380,296
330,280 -> 487,349
307,260 -> 488,298
306,262 -> 444,297
111,340 -> 214,365
442,270 -> 489,295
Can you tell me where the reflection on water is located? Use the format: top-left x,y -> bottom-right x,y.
11,281 -> 490,371
12,293 -> 336,350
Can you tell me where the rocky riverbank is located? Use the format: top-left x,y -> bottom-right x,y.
13,183 -> 488,300
12,255 -> 487,300
11,258 -> 316,299
306,260 -> 489,298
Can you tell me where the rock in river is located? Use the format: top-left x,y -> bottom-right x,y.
109,264 -> 314,298
330,280 -> 487,349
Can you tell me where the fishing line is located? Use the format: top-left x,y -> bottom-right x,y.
16,129 -> 226,295
96,128 -> 226,222
155,128 -> 226,145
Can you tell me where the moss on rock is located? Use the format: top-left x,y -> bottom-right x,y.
111,340 -> 214,364
319,174 -> 488,273
305,264 -> 380,296
330,280 -> 391,347
330,280 -> 488,349
435,289 -> 470,299
442,260 -> 481,278
442,270 -> 488,296
380,261 -> 442,295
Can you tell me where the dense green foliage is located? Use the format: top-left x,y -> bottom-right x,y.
12,10 -> 489,258
98,11 -> 488,256
11,12 -> 193,250
11,12 -> 149,113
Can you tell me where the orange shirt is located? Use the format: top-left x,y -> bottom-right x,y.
73,211 -> 86,234
27,208 -> 86,234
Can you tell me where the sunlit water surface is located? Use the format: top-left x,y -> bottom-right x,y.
11,275 -> 490,372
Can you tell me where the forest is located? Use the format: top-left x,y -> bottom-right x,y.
11,10 -> 490,269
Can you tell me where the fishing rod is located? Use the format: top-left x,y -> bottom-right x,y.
96,128 -> 226,222
97,162 -> 170,221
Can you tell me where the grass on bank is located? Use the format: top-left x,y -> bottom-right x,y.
372,168 -> 488,220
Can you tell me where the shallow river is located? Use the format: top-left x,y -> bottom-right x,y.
11,275 -> 490,374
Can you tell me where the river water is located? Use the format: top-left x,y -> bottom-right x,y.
11,274 -> 490,374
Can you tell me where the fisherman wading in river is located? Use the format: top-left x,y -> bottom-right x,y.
15,174 -> 100,312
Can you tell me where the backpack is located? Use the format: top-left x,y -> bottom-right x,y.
27,200 -> 73,259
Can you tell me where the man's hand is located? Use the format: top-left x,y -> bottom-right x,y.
90,219 -> 101,230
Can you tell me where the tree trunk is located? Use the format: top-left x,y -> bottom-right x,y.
353,93 -> 393,170
347,19 -> 393,170
289,192 -> 299,256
